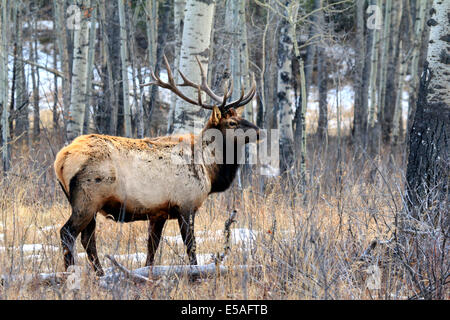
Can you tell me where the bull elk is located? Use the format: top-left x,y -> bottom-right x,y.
54,56 -> 261,276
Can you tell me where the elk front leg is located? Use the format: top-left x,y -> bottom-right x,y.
145,218 -> 166,266
177,212 -> 198,265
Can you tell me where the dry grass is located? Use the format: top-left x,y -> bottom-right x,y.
0,130 -> 448,300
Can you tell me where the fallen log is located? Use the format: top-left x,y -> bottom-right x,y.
99,259 -> 262,288
2,210 -> 262,289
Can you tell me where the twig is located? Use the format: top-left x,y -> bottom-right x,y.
215,209 -> 238,264
105,254 -> 151,284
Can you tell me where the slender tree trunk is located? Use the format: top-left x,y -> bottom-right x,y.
407,0 -> 427,134
96,0 -> 116,135
382,0 -> 402,144
14,1 -> 29,146
391,40 -> 405,145
405,0 -> 449,224
173,0 -> 216,134
167,0 -> 186,133
54,0 -> 71,136
53,38 -> 60,132
377,0 -> 392,134
67,0 -> 91,141
277,1 -> 296,173
148,0 -> 171,136
368,0 -> 380,128
1,0 -> 10,172
304,0 -> 320,102
317,46 -> 327,142
226,0 -> 249,111
83,3 -> 97,134
146,0 -> 158,136
31,13 -> 40,144
263,1 -> 278,130
118,0 -> 131,137
314,0 -> 327,143
288,2 -> 307,187
353,0 -> 367,145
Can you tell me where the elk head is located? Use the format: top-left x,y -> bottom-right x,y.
143,55 -> 263,149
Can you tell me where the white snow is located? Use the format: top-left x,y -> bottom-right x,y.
21,244 -> 59,253
230,228 -> 257,245
113,252 -> 147,263
0,244 -> 59,253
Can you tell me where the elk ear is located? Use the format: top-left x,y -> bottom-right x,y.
211,106 -> 222,125
236,106 -> 245,117
226,108 -> 237,118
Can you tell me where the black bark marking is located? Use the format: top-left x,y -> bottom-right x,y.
427,19 -> 438,27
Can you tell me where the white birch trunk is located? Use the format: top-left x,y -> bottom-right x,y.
173,0 -> 215,134
167,0 -> 186,133
83,4 -> 97,134
277,3 -> 295,171
118,0 -> 131,138
391,40 -> 404,144
368,0 -> 380,127
67,0 -> 91,141
424,0 -> 449,106
409,0 -> 428,108
226,0 -> 250,120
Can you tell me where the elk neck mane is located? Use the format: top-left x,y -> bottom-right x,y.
200,120 -> 240,194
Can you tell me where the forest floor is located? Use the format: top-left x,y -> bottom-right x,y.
2,128 -> 441,300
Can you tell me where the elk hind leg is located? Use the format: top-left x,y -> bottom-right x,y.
80,216 -> 104,276
60,209 -> 93,272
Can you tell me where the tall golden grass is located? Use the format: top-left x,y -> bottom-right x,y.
0,123 -> 447,300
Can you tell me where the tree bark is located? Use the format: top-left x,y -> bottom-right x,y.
1,0 -> 10,172
304,0 -> 320,103
405,0 -> 449,224
167,0 -> 186,133
381,0 -> 402,144
13,1 -> 29,146
172,0 -> 216,134
277,1 -> 296,173
118,0 -> 132,138
353,0 -> 368,145
391,40 -> 404,145
54,0 -> 71,136
377,0 -> 392,127
148,0 -> 171,136
67,0 -> 92,141
317,46 -> 327,142
407,0 -> 428,134
145,0 -> 159,136
83,3 -> 97,134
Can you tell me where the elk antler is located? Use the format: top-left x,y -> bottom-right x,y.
141,55 -> 214,110
141,55 -> 256,113
178,56 -> 257,112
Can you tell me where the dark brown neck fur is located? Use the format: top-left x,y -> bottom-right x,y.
202,120 -> 240,194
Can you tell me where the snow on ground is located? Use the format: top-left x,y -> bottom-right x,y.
0,244 -> 59,253
112,252 -> 147,264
